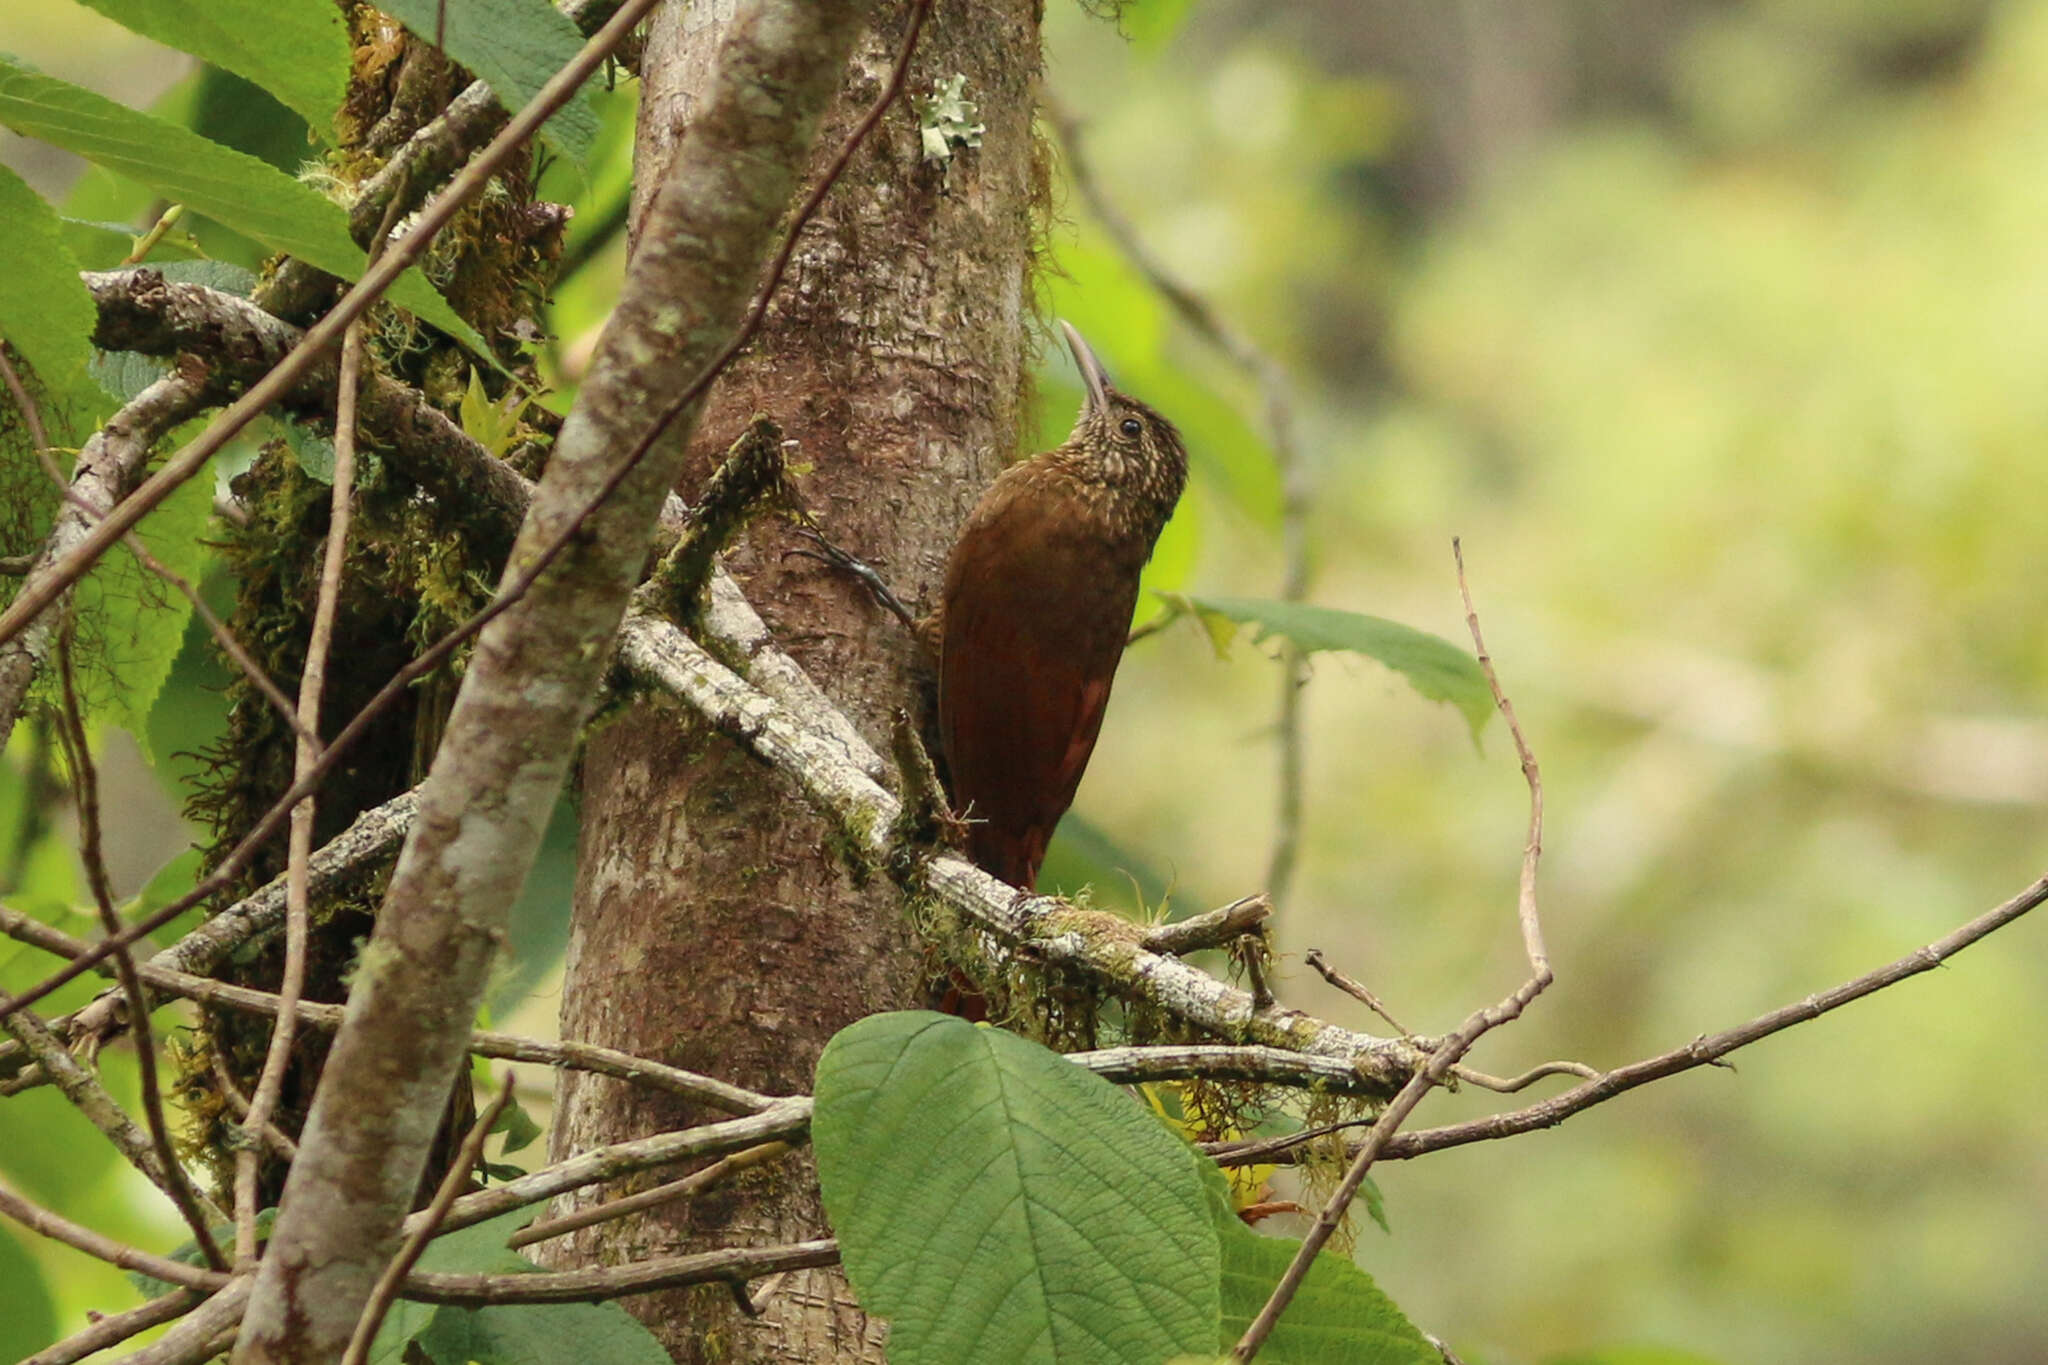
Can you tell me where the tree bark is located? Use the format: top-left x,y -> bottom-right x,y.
548,1 -> 1043,1359
234,3 -> 868,1359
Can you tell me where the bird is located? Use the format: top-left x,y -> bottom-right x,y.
933,320 -> 1188,891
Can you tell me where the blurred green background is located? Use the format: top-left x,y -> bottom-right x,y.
5,0 -> 2047,1360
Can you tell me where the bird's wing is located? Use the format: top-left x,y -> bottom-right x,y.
938,489 -> 1135,891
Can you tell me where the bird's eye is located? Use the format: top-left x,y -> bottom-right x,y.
1119,418 -> 1143,438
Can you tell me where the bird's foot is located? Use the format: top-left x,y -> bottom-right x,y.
784,524 -> 918,629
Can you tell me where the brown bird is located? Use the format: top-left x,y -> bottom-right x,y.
933,321 -> 1188,890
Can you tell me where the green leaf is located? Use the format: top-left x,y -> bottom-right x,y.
365,1209 -> 669,1365
72,0 -> 349,136
490,1090 -> 543,1156
129,1208 -> 277,1299
376,0 -> 598,170
0,1226 -> 58,1361
59,216 -> 205,267
415,1300 -> 673,1365
69,445 -> 216,736
1164,593 -> 1494,744
814,1011 -> 1221,1365
0,162 -> 102,441
1122,0 -> 1198,50
1194,1160 -> 1434,1365
0,56 -> 486,359
280,417 -> 336,483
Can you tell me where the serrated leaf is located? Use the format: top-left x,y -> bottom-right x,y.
0,162 -> 102,442
89,349 -> 173,405
814,1011 -> 1221,1365
154,259 -> 261,296
377,0 -> 598,170
0,56 -> 488,360
1192,1159 -> 1435,1365
73,0 -> 349,136
1173,594 -> 1493,744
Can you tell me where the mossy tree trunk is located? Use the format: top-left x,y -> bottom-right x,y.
547,1 -> 1043,1358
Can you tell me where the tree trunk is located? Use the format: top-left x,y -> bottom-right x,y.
548,1 -> 1042,1359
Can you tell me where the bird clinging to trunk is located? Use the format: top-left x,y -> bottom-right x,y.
934,321 -> 1188,890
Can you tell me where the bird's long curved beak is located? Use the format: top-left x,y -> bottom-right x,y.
1060,320 -> 1112,418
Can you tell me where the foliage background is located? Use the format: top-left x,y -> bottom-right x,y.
3,0 -> 2046,1361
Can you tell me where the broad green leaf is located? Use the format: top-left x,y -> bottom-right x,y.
814,1011 -> 1221,1365
376,0 -> 598,170
367,1208 -> 534,1364
0,163 -> 101,441
0,57 -> 487,359
1194,1159 -> 1434,1365
365,1209 -> 668,1365
73,0 -> 349,136
60,216 -> 205,267
414,1300 -> 672,1365
70,445 -> 216,736
0,1226 -> 58,1360
1164,593 -> 1493,743
60,215 -> 202,266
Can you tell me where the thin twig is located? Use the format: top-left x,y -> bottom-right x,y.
1141,894 -> 1271,956
342,1072 -> 516,1365
0,900 -> 783,1112
51,627 -> 227,1270
1048,96 -> 1314,909
0,1179 -> 229,1293
401,1238 -> 840,1306
21,1288 -> 204,1365
1303,947 -> 1412,1036
507,1141 -> 792,1250
212,1049 -> 300,1158
1235,542 -> 1549,1360
236,197 -> 391,1264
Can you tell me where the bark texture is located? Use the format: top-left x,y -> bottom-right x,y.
549,1 -> 1043,1359
233,4 -> 867,1359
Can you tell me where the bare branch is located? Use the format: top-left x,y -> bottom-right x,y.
506,1141 -> 794,1251
1141,895 -> 1271,956
52,631 -> 227,1269
616,612 -> 1425,1091
1235,543 -> 1550,1360
0,903 -> 781,1113
0,1179 -> 228,1293
343,1073 -> 516,1365
237,7 -> 873,1350
21,1288 -> 203,1365
402,1239 -> 840,1307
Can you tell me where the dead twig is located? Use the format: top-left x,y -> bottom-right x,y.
342,1072 -> 517,1365
1235,540 -> 1549,1360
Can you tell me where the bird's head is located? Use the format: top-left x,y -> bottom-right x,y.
1058,320 -> 1188,518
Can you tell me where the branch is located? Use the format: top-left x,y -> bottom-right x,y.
615,612 -> 1424,1092
401,1239 -> 839,1306
21,1288 -> 203,1365
1235,542 -> 1550,1360
0,903 -> 780,1113
506,1141 -> 794,1250
235,6 -> 871,1354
